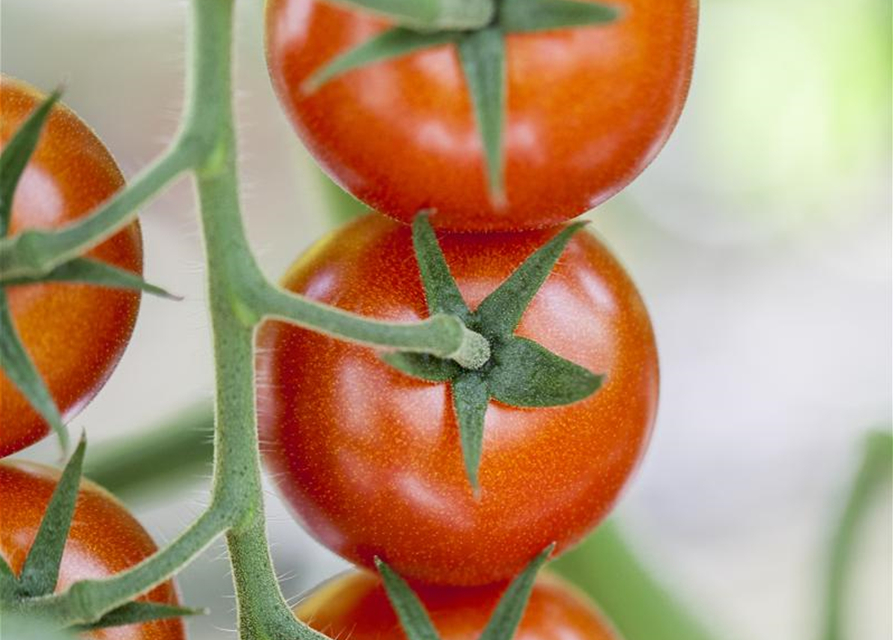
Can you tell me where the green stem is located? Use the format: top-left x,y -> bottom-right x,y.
255,284 -> 490,368
820,430 -> 892,640
227,513 -> 328,640
330,0 -> 495,31
18,504 -> 235,624
189,3 -> 329,635
0,143 -> 198,282
552,521 -> 721,640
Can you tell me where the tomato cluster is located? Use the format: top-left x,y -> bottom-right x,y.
0,0 -> 695,632
257,0 -> 690,629
259,0 -> 679,575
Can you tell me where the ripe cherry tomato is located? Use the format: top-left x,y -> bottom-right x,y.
295,570 -> 621,639
0,77 -> 142,458
0,461 -> 185,640
265,0 -> 697,231
257,215 -> 658,585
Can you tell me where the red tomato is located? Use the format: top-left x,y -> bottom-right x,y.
295,570 -> 621,640
0,77 -> 142,458
256,214 -> 658,585
265,0 -> 698,231
0,461 -> 185,640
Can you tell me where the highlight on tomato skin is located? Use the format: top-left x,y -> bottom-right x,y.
0,76 -> 143,459
264,0 -> 698,231
295,569 -> 622,640
256,214 -> 659,586
0,461 -> 185,640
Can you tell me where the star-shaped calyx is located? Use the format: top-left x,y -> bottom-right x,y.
302,0 -> 620,204
382,215 -> 604,491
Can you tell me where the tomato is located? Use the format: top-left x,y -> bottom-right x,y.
0,77 -> 143,458
0,461 -> 185,640
265,0 -> 697,231
295,570 -> 621,639
256,214 -> 658,585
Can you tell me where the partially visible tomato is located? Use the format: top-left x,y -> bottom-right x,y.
296,570 -> 621,639
265,0 -> 698,231
0,76 -> 143,458
257,214 -> 658,585
0,461 -> 185,640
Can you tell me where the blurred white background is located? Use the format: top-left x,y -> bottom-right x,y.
3,0 -> 890,639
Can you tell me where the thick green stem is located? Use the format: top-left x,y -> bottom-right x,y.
190,2 -> 330,638
227,512 -> 328,640
330,0 -> 495,31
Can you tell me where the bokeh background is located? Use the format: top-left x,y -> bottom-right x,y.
2,0 -> 890,639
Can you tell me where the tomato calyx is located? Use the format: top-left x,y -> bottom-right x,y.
382,215 -> 604,490
0,436 -> 201,630
375,543 -> 555,640
301,0 -> 620,205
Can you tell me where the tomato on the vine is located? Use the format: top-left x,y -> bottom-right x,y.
0,461 -> 185,640
265,0 -> 698,231
0,77 -> 143,458
296,570 -> 621,639
256,214 -> 658,586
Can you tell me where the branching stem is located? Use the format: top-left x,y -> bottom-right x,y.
5,0 -> 487,634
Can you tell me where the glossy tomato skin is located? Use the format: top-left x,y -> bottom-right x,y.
295,570 -> 621,640
0,461 -> 185,640
0,77 -> 142,458
265,0 -> 698,231
257,214 -> 658,585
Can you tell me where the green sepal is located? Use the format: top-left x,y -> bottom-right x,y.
458,27 -> 507,204
304,28 -> 459,93
501,0 -> 619,34
412,213 -> 470,319
387,215 -> 602,491
0,289 -> 67,450
452,371 -> 489,492
478,544 -> 555,640
5,257 -> 179,300
16,436 -> 87,598
333,0 -> 494,33
381,351 -> 460,382
0,89 -> 60,237
475,222 -> 587,337
375,558 -> 441,640
0,553 -> 17,601
489,337 -> 603,407
71,601 -> 205,632
376,546 -> 554,640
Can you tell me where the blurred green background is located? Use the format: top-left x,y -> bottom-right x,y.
2,0 -> 890,639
